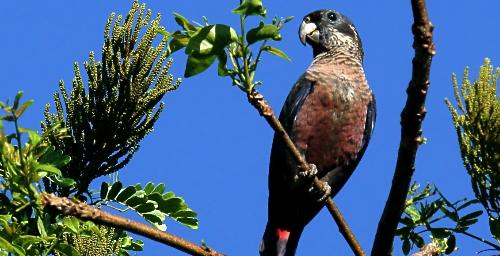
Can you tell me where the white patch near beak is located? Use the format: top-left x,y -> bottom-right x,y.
299,21 -> 318,45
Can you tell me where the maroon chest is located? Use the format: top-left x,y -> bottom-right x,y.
292,68 -> 371,174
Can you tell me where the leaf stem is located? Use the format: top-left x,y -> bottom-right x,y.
251,40 -> 268,74
451,229 -> 500,250
11,111 -> 23,167
238,14 -> 253,92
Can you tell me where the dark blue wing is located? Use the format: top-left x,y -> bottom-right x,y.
278,75 -> 313,134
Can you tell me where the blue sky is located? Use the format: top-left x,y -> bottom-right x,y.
1,1 -> 499,255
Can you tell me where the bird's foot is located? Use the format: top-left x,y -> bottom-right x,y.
294,164 -> 330,202
308,180 -> 332,202
296,163 -> 318,181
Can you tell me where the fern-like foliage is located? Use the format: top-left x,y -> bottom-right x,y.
42,0 -> 181,197
99,181 -> 198,231
445,58 -> 500,239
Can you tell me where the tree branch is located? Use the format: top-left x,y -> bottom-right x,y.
371,0 -> 435,255
247,91 -> 365,256
41,193 -> 223,256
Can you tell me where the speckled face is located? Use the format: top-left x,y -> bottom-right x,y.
299,9 -> 362,56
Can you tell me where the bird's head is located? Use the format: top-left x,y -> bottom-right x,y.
299,9 -> 363,59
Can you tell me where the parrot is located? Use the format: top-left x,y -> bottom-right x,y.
259,9 -> 376,256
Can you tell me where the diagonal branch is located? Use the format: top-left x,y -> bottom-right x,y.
248,91 -> 365,256
41,193 -> 223,256
371,0 -> 435,255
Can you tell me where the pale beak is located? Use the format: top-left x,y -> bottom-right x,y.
299,21 -> 319,45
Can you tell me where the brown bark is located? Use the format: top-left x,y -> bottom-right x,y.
371,0 -> 435,255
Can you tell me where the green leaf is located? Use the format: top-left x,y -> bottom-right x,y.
284,16 -> 294,23
411,234 -> 425,247
0,235 -> 25,255
134,183 -> 142,190
232,0 -> 267,17
63,217 -> 80,234
489,217 -> 500,242
142,211 -> 164,225
459,218 -> 478,227
122,237 -> 144,251
36,164 -> 62,176
125,195 -> 147,208
134,202 -> 155,213
39,147 -> 70,168
152,183 -> 166,194
24,129 -> 41,146
144,182 -> 155,194
168,32 -> 190,54
395,226 -> 411,237
116,186 -> 137,203
460,210 -> 482,220
405,205 -> 421,222
263,46 -> 290,61
246,23 -> 281,45
100,182 -> 109,200
15,235 -> 45,247
13,91 -> 24,110
184,54 -> 216,78
170,210 -> 197,218
430,228 -> 449,239
53,241 -> 80,256
402,238 -> 411,255
185,24 -> 238,56
445,234 -> 456,254
147,193 -> 164,206
106,182 -> 123,200
176,217 -> 198,229
0,115 -> 15,122
51,176 -> 76,187
217,52 -> 229,77
156,28 -> 171,38
456,199 -> 479,210
440,206 -> 459,222
163,192 -> 175,200
173,12 -> 196,32
15,100 -> 33,118
153,223 -> 167,231
159,197 -> 185,213
36,217 -> 47,237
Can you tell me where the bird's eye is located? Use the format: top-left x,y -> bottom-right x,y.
304,16 -> 311,23
328,13 -> 337,21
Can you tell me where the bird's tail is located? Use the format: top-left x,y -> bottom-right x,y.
259,222 -> 304,256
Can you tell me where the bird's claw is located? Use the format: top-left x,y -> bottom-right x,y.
308,181 -> 332,202
297,164 -> 318,180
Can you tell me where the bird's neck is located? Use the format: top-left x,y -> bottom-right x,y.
312,45 -> 363,67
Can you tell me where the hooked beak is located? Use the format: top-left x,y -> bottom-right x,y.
299,21 -> 319,45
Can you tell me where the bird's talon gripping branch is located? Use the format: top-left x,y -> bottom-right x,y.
316,182 -> 332,203
307,180 -> 332,202
298,163 -> 318,179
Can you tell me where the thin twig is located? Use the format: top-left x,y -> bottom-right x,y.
247,91 -> 365,256
41,193 -> 224,256
457,230 -> 500,250
371,0 -> 435,255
